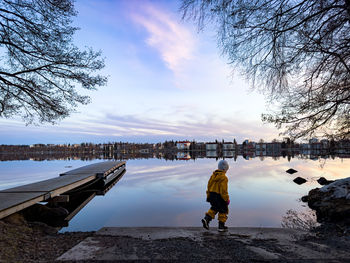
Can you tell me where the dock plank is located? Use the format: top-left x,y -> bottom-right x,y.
0,161 -> 125,220
0,192 -> 47,218
2,174 -> 96,193
60,161 -> 125,176
0,192 -> 47,211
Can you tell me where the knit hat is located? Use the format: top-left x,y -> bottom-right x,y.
218,160 -> 229,171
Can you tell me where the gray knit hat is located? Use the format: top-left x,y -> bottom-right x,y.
218,160 -> 229,171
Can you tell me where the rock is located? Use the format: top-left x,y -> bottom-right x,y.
286,168 -> 298,174
301,195 -> 309,202
293,177 -> 307,185
317,177 -> 334,186
3,213 -> 27,226
29,221 -> 59,235
306,177 -> 350,225
22,204 -> 69,227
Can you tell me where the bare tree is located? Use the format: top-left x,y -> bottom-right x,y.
0,0 -> 106,124
182,0 -> 350,139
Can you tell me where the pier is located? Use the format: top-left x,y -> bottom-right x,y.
0,161 -> 126,220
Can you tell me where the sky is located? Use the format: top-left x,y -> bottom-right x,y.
0,0 -> 280,145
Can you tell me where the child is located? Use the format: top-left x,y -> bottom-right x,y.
201,159 -> 230,232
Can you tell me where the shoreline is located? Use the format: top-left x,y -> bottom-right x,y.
1,220 -> 350,262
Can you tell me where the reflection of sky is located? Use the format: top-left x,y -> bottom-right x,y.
0,160 -> 103,190
1,158 -> 350,231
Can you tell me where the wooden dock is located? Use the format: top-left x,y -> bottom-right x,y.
0,161 -> 126,220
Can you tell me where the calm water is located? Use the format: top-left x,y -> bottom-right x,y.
1,157 -> 349,231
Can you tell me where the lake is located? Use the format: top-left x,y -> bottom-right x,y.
1,156 -> 349,232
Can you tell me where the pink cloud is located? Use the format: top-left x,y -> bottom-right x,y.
130,2 -> 195,74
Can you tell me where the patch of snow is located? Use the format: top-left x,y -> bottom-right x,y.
319,177 -> 350,199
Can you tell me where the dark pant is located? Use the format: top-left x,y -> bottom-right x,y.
206,192 -> 228,222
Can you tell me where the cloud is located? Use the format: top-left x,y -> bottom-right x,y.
67,111 -> 276,142
130,2 -> 195,74
0,105 -> 277,144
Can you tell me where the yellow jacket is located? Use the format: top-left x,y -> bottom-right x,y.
206,169 -> 229,201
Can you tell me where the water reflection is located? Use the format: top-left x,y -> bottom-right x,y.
62,157 -> 350,231
1,144 -> 350,162
1,156 -> 350,232
4,164 -> 126,230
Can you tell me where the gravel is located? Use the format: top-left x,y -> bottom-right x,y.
1,219 -> 350,263
0,220 -> 92,262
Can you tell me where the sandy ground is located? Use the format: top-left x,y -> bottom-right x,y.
1,220 -> 350,263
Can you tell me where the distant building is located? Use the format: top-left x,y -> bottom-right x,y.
206,143 -> 218,151
193,142 -> 206,151
222,142 -> 234,151
243,140 -> 256,150
30,144 -> 45,148
176,141 -> 191,150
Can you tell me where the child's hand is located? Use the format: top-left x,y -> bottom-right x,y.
227,199 -> 230,205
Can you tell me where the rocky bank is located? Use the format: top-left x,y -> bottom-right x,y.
303,177 -> 350,231
1,219 -> 350,262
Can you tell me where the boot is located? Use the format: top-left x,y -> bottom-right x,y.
201,214 -> 212,230
218,221 -> 228,232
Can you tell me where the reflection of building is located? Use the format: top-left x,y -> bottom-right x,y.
223,151 -> 234,157
256,143 -> 266,156
300,143 -> 310,155
2,139 -> 350,162
176,141 -> 191,150
266,142 -> 281,155
256,149 -> 266,156
206,150 -> 218,158
309,155 -> 319,160
320,139 -> 329,149
242,154 -> 250,160
206,143 -> 218,151
256,143 -> 266,151
177,152 -> 191,160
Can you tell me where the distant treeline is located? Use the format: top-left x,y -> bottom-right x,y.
0,138 -> 350,161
